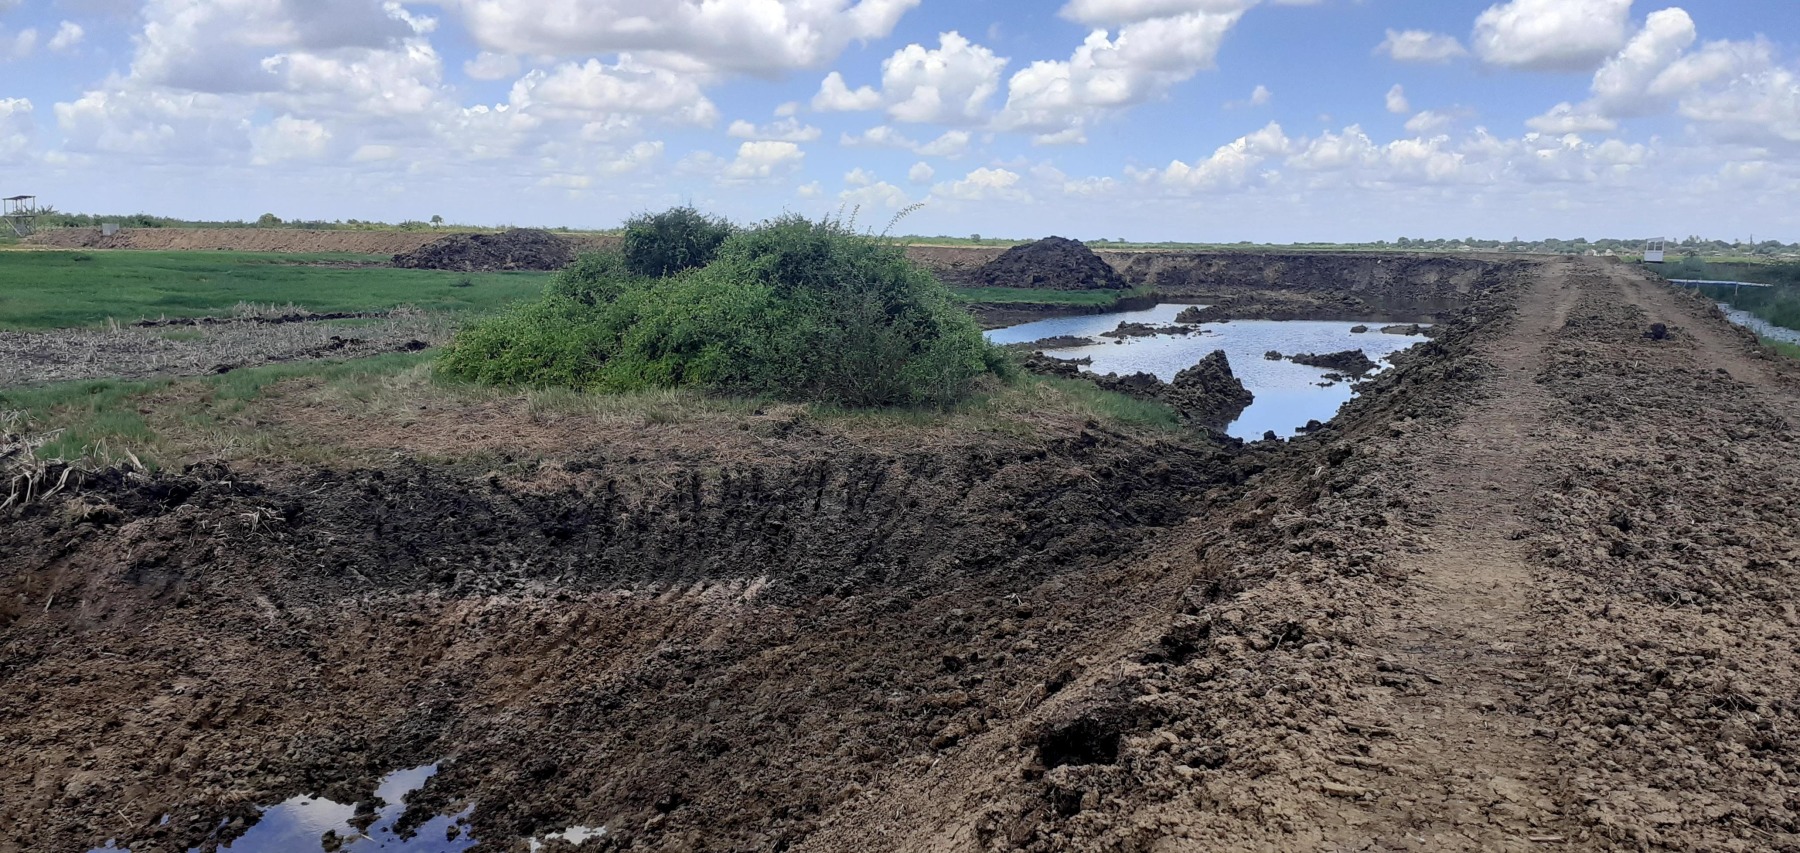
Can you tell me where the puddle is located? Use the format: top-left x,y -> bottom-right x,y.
87,764 -> 478,853
987,304 -> 1430,440
1717,303 -> 1800,346
529,826 -> 609,851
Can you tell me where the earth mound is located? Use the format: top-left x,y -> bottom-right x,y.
1290,349 -> 1379,375
1073,351 -> 1254,432
392,228 -> 575,272
975,236 -> 1130,291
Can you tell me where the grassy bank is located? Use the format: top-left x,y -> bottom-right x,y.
2,354 -> 1176,469
0,250 -> 551,329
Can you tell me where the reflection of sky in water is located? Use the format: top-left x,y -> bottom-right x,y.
85,764 -> 608,853
987,304 -> 1429,440
184,764 -> 475,853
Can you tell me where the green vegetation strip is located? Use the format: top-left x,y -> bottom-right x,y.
0,250 -> 550,330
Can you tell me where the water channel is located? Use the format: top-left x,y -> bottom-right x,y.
986,304 -> 1431,440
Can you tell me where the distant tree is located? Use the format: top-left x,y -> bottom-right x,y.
970,233 -> 982,242
256,213 -> 282,227
431,215 -> 445,227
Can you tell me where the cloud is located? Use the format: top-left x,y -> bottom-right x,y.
840,175 -> 911,209
840,126 -> 971,158
720,140 -> 805,182
509,57 -> 718,125
444,0 -> 920,74
1156,121 -> 1290,190
48,21 -> 85,52
1,27 -> 35,61
879,32 -> 1006,124
727,117 -> 821,142
933,166 -> 1026,201
250,115 -> 332,164
997,5 -> 1251,135
1471,0 -> 1633,72
813,32 -> 1006,125
813,71 -> 881,111
1386,84 -> 1409,115
1377,29 -> 1468,63
462,51 -> 519,81
0,97 -> 33,157
1226,83 -> 1272,109
908,161 -> 935,183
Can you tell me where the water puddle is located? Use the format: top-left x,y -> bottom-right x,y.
987,304 -> 1430,440
1717,303 -> 1800,346
88,764 -> 477,853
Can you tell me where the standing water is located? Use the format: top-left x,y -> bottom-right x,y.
986,304 -> 1430,440
1717,303 -> 1800,346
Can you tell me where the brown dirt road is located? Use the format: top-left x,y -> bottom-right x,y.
5,257 -> 1800,852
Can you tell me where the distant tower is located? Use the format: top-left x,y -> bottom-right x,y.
3,195 -> 39,237
1643,238 -> 1666,264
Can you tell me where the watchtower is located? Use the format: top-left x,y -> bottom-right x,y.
1643,238 -> 1666,264
3,195 -> 39,237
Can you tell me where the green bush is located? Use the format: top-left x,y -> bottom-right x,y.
440,215 -> 1005,407
622,206 -> 733,278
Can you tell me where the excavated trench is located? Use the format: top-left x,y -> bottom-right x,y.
0,255 -> 1528,853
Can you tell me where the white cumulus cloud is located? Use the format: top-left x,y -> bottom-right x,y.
1377,29 -> 1468,63
1471,0 -> 1634,72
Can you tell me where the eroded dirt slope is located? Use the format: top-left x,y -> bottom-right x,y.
5,257 -> 1800,852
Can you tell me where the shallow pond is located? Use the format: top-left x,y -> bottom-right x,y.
1718,303 -> 1800,346
987,304 -> 1430,440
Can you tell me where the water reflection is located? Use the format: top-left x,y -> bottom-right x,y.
987,304 -> 1429,440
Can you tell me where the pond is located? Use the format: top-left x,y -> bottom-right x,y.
987,304 -> 1431,440
1717,302 -> 1800,346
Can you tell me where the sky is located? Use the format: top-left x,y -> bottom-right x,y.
2,0 -> 1797,242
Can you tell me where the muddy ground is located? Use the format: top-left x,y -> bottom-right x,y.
0,311 -> 446,385
6,255 -> 1800,852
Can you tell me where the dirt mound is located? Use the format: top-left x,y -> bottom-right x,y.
975,237 -> 1131,291
24,227 -> 624,256
1078,351 -> 1254,432
392,228 -> 575,272
1289,349 -> 1379,375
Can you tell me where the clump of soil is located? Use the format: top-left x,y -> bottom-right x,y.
975,237 -> 1130,291
1081,351 -> 1254,432
1381,324 -> 1429,336
1176,292 -> 1372,323
1099,322 -> 1191,339
392,228 -> 575,272
1289,350 -> 1379,375
1013,335 -> 1097,350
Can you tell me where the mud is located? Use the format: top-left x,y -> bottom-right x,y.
1287,349 -> 1379,376
8,254 -> 1798,853
1037,351 -> 1254,434
969,238 -> 1129,292
0,311 -> 448,386
24,228 -> 620,256
392,229 -> 576,272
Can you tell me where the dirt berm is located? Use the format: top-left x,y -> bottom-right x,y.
8,255 -> 1800,852
972,237 -> 1130,291
393,228 -> 576,271
24,227 -> 620,256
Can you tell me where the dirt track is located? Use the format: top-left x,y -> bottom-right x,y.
5,258 -> 1800,851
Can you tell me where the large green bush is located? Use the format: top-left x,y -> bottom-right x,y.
440,215 -> 1006,407
621,206 -> 734,278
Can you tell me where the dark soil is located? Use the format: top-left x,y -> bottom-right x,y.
1288,349 -> 1380,375
975,237 -> 1130,292
392,228 -> 576,272
1078,352 -> 1254,433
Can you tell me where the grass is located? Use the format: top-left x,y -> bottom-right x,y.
2,354 -> 1177,469
949,286 -> 1140,306
0,250 -> 551,330
1762,338 -> 1800,361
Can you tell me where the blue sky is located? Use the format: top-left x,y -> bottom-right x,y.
3,0 -> 1798,241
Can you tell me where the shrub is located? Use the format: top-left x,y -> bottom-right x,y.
622,206 -> 733,278
441,214 -> 1004,407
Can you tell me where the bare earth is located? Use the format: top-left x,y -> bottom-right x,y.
4,258 -> 1800,852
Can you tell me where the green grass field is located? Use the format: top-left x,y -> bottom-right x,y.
0,250 -> 552,329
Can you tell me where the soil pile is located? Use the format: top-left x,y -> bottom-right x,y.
975,237 -> 1130,291
392,228 -> 576,272
1289,349 -> 1379,375
1083,351 -> 1254,431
